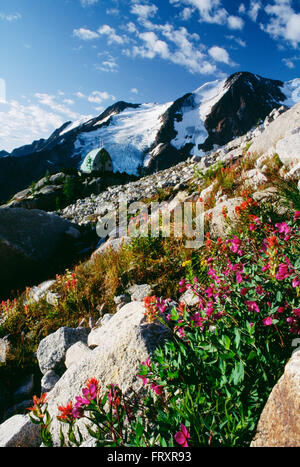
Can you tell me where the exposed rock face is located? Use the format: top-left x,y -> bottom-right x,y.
0,415 -> 41,447
127,284 -> 153,302
202,72 -> 287,151
0,207 -> 80,295
205,198 -> 243,239
65,342 -> 92,369
37,327 -> 90,375
0,337 -> 10,364
276,129 -> 300,169
45,302 -> 169,445
249,101 -> 300,157
251,349 -> 300,447
41,370 -> 60,393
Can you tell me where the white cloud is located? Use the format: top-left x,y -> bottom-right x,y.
130,88 -> 139,94
80,0 -> 99,6
87,91 -> 116,104
283,58 -> 295,68
208,46 -> 233,64
248,1 -> 262,22
99,59 -> 118,72
125,22 -> 217,75
0,12 -> 21,21
63,99 -> 75,105
226,35 -> 246,47
34,93 -> 79,119
133,31 -> 170,59
180,7 -> 194,20
238,4 -> 246,14
170,0 -> 244,29
106,8 -> 120,16
98,25 -> 126,44
227,15 -> 244,30
282,54 -> 300,68
170,0 -> 227,25
262,0 -> 300,47
75,91 -> 86,98
0,98 -> 90,152
73,28 -> 99,40
127,22 -> 139,34
130,3 -> 158,20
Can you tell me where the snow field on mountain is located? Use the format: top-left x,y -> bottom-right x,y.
280,78 -> 300,108
171,79 -> 227,156
73,102 -> 172,174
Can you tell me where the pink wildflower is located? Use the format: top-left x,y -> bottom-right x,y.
294,211 -> 300,220
292,277 -> 300,288
245,300 -> 260,313
240,287 -> 248,296
150,383 -> 163,396
137,375 -> 148,386
276,263 -> 292,281
263,317 -> 273,326
174,424 -> 190,448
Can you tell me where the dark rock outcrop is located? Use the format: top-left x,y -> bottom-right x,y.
201,72 -> 287,151
0,207 -> 80,296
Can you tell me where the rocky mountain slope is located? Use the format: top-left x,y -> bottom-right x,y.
0,72 -> 299,204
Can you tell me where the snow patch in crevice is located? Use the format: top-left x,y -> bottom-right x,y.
171,79 -> 227,157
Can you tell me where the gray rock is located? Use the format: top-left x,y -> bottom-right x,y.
65,342 -> 92,369
41,370 -> 60,393
180,288 -> 199,307
0,207 -> 76,285
127,284 -> 153,302
46,302 -> 169,445
49,172 -> 65,184
114,295 -> 131,305
26,280 -> 56,304
0,337 -> 10,364
250,102 -> 300,157
100,313 -> 113,325
285,162 -> 300,181
276,129 -> 300,170
0,415 -> 41,447
243,168 -> 267,190
205,197 -> 243,239
65,226 -> 81,239
37,326 -> 90,375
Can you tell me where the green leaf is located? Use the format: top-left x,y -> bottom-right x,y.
234,329 -> 241,349
222,336 -> 231,350
231,361 -> 245,385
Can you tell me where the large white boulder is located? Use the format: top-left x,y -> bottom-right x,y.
276,128 -> 300,170
0,415 -> 41,447
45,302 -> 169,445
249,102 -> 300,165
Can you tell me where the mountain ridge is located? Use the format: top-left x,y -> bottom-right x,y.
0,71 -> 299,203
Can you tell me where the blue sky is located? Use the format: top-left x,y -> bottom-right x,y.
0,0 -> 299,152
